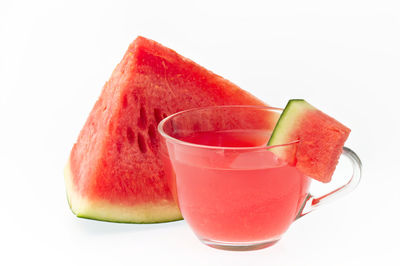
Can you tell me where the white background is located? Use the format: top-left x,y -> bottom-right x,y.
1,0 -> 399,265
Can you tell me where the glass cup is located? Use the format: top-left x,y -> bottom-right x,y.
158,106 -> 362,251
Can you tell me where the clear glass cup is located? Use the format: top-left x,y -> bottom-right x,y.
158,106 -> 362,251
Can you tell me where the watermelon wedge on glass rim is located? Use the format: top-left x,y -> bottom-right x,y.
64,36 -> 277,223
268,99 -> 351,183
266,99 -> 362,216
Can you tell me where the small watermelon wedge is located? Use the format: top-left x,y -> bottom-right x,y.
65,36 -> 271,223
268,99 -> 350,183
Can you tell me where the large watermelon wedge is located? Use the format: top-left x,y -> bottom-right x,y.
268,99 -> 350,183
65,36 -> 270,223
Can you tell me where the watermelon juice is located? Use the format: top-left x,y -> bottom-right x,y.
158,106 -> 312,250
166,129 -> 310,246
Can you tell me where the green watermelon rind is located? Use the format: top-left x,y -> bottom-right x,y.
268,99 -> 315,147
64,160 -> 183,224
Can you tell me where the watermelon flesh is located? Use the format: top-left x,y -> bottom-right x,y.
65,36 -> 269,223
268,99 -> 350,183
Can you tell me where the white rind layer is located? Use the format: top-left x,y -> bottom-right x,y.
64,159 -> 183,223
268,99 -> 316,146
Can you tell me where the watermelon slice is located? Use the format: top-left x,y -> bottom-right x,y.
268,99 -> 350,183
65,36 -> 269,223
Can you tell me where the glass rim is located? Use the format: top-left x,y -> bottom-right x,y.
157,105 -> 299,151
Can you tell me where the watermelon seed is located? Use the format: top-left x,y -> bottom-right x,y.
126,127 -> 135,144
154,108 -> 163,123
162,113 -> 167,118
138,106 -> 147,130
122,95 -> 128,108
138,132 -> 147,153
147,124 -> 157,145
116,141 -> 122,153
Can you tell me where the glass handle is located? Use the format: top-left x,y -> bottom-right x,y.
296,146 -> 362,219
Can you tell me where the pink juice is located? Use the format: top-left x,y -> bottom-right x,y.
168,129 -> 311,243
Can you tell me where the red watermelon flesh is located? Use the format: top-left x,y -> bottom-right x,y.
65,36 -> 272,223
268,99 -> 350,183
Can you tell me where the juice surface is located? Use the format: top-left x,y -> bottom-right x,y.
170,130 -> 310,242
179,129 -> 270,147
